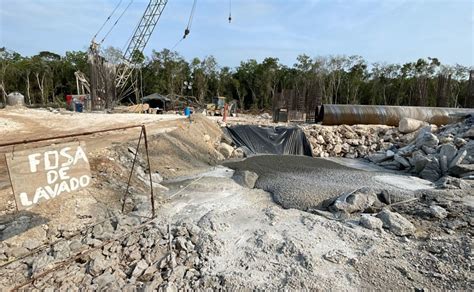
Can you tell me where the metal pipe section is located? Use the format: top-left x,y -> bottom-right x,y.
317,104 -> 474,126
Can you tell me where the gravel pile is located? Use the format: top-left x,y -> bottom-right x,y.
225,155 -> 415,210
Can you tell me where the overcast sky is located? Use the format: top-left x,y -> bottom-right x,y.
1,0 -> 473,67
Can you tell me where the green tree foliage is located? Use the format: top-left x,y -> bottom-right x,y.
0,48 -> 472,109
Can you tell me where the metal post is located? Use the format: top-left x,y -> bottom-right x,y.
4,153 -> 19,212
122,128 -> 143,213
141,125 -> 155,217
76,75 -> 80,95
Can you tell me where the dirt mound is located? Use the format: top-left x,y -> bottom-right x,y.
143,114 -> 224,179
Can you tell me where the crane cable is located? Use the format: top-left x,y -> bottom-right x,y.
92,0 -> 123,42
172,0 -> 232,50
101,0 -> 136,44
184,0 -> 198,39
171,38 -> 184,51
172,0 -> 198,50
228,0 -> 232,23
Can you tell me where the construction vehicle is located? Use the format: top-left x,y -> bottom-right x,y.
206,96 -> 226,116
206,97 -> 238,117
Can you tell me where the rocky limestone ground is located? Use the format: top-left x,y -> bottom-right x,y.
0,214 -> 223,290
366,116 -> 474,182
0,112 -> 472,290
302,116 -> 474,184
303,123 -> 393,158
1,160 -> 471,290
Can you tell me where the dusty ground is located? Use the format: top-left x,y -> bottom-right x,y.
0,107 -> 472,290
157,168 -> 472,290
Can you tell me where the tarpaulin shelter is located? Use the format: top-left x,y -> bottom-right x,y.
143,93 -> 171,111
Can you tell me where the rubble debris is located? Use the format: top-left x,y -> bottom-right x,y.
429,205 -> 448,219
217,143 -> 234,159
449,163 -> 474,178
318,104 -> 473,126
258,113 -> 271,120
303,124 -> 391,158
376,209 -> 416,236
359,214 -> 383,231
328,188 -> 377,214
320,116 -> 474,182
1,109 -> 472,290
463,127 -> 474,138
225,155 -> 420,213
323,249 -> 349,264
232,170 -> 259,188
399,118 -> 427,134
434,176 -> 470,189
415,131 -> 439,148
0,220 -> 218,290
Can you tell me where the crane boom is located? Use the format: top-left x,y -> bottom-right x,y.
115,0 -> 168,99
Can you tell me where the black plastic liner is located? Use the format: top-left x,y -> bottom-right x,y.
225,125 -> 313,156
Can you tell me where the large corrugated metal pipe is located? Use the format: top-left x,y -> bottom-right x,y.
317,104 -> 474,126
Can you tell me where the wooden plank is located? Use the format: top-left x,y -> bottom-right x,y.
128,103 -> 150,113
5,141 -> 91,210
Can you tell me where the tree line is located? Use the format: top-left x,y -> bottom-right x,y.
1,46 -> 473,110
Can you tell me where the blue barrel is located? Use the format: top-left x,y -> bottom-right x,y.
184,107 -> 191,117
75,102 -> 83,113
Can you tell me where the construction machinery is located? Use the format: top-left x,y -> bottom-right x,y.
206,96 -> 226,116
73,0 -> 233,111
73,0 -> 169,111
113,0 -> 168,101
206,97 -> 238,117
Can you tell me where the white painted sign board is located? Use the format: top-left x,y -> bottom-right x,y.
5,141 -> 92,210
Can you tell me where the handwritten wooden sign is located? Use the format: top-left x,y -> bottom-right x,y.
5,141 -> 91,210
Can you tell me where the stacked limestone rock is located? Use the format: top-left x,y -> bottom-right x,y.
367,116 -> 474,182
303,124 -> 393,158
0,217 -> 222,290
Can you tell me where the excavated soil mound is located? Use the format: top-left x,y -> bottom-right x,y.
145,114 -> 224,179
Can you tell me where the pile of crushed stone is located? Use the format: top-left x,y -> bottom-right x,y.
0,216 -> 224,290
224,155 -> 429,210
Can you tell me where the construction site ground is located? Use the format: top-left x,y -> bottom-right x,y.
0,107 -> 472,290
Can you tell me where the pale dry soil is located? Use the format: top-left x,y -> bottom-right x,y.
0,107 -> 188,255
156,163 -> 471,290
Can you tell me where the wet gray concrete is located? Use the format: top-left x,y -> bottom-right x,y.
224,155 -> 432,210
